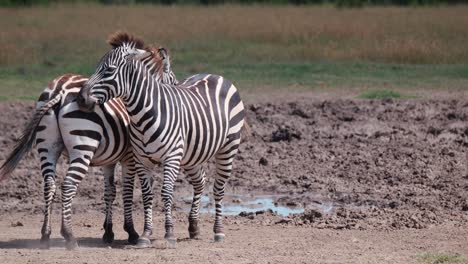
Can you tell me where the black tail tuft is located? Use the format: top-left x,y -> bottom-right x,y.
0,94 -> 61,181
241,120 -> 252,141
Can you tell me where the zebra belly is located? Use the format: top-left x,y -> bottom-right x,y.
129,117 -> 229,169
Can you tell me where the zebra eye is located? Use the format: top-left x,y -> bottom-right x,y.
106,65 -> 117,73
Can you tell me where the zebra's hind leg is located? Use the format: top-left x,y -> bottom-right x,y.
213,133 -> 242,242
102,164 -> 117,244
37,109 -> 64,249
135,162 -> 154,248
38,145 -> 63,249
185,165 -> 206,239
121,160 -> 140,245
60,154 -> 93,250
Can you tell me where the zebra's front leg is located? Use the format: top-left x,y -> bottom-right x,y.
185,166 -> 206,239
60,155 -> 92,250
162,159 -> 181,244
102,164 -> 117,244
135,164 -> 154,248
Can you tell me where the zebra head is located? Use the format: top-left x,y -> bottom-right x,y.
78,31 -> 150,112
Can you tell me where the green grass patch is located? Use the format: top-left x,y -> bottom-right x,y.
419,253 -> 468,264
358,90 -> 403,99
1,61 -> 467,101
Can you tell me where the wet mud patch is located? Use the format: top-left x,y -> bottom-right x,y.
177,193 -> 305,216
0,98 -> 467,230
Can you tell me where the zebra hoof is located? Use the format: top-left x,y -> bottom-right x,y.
102,231 -> 115,244
189,231 -> 201,240
136,237 -> 152,248
214,233 -> 225,242
65,240 -> 79,250
128,233 -> 139,245
165,235 -> 177,247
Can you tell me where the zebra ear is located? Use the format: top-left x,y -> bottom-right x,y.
158,47 -> 171,73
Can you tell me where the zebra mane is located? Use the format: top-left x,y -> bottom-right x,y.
107,31 -> 145,49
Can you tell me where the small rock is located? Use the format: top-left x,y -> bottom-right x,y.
232,198 -> 242,203
239,211 -> 255,219
339,116 -> 354,122
291,108 -> 310,119
461,204 -> 468,211
259,157 -> 268,166
11,221 -> 23,227
447,112 -> 457,120
275,218 -> 292,224
301,209 -> 323,222
427,126 -> 443,136
271,126 -> 301,142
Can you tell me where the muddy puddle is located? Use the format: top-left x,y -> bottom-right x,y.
176,191 -> 370,217
179,193 -> 352,216
177,193 -> 305,216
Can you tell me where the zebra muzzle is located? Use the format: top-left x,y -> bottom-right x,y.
77,85 -> 98,113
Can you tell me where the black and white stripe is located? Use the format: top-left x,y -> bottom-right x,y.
80,41 -> 246,245
0,45 -> 177,250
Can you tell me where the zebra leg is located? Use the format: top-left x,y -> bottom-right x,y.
37,108 -> 64,249
102,164 -> 117,244
121,161 -> 139,245
185,166 -> 206,239
38,145 -> 63,249
60,154 -> 93,250
213,133 -> 242,242
135,163 -> 154,248
162,159 -> 181,244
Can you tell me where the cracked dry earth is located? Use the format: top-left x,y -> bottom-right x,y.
0,93 -> 467,263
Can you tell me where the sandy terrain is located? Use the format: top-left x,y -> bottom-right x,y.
1,212 -> 467,264
0,93 -> 467,263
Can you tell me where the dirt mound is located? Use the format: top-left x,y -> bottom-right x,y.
0,98 -> 467,230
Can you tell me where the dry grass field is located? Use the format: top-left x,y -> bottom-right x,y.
0,5 -> 468,100
1,5 -> 468,65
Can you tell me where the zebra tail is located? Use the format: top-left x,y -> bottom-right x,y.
0,94 -> 61,181
241,120 -> 252,141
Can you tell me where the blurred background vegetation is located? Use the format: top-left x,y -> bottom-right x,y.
1,0 -> 468,6
0,3 -> 467,100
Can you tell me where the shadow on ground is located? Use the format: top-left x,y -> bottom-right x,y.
0,237 -> 131,249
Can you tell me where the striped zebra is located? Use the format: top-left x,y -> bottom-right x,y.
0,32 -> 177,249
79,38 -> 247,245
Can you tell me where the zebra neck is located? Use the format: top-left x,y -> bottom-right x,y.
123,63 -> 180,128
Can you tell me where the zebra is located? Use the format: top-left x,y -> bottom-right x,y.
0,32 -> 178,249
78,37 -> 247,245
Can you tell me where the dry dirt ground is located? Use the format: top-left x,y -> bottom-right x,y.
0,92 -> 467,263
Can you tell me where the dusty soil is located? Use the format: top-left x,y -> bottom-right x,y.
0,93 -> 467,263
1,212 -> 467,264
